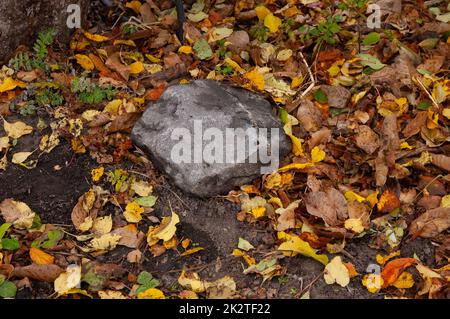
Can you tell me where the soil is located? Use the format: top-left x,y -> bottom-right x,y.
0,126 -> 437,298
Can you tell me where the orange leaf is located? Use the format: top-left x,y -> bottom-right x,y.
381,258 -> 417,288
29,247 -> 55,265
146,84 -> 166,101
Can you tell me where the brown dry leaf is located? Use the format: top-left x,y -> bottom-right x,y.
305,188 -> 348,227
275,200 -> 300,231
127,249 -> 142,263
12,264 -> 64,282
105,53 -> 130,81
0,198 -> 36,229
107,112 -> 140,133
409,207 -> 450,238
402,111 -> 427,138
375,151 -> 389,187
112,224 -> 144,248
296,99 -> 324,133
71,187 -> 104,232
355,125 -> 380,155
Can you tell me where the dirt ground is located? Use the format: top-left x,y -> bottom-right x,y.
0,121 -> 437,298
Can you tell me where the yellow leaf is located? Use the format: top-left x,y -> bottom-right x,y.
151,212 -> 180,242
3,120 -> 33,139
311,146 -> 326,163
278,162 -> 313,172
104,99 -> 123,114
255,6 -> 271,22
440,194 -> 450,208
91,167 -> 104,182
113,39 -> 136,47
137,288 -> 166,299
74,54 -> 94,71
0,136 -> 9,151
366,191 -> 379,208
178,46 -> 193,54
278,235 -> 329,265
344,218 -> 365,234
244,68 -> 265,91
98,290 -> 128,299
291,76 -> 303,89
264,13 -> 282,33
224,57 -> 245,74
71,138 -> 86,154
442,108 -> 450,120
324,256 -> 350,287
83,31 -> 109,42
181,238 -> 191,249
12,151 -> 32,164
376,250 -> 400,266
92,215 -> 113,235
54,265 -> 82,296
29,247 -> 54,265
124,202 -> 144,223
392,271 -> 414,289
131,180 -> 153,197
129,61 -> 144,74
344,191 -> 366,203
327,63 -> 341,77
362,274 -> 383,293
250,206 -> 266,219
180,247 -> 204,257
125,0 -> 142,14
400,141 -> 414,150
0,77 -> 26,93
283,120 -> 303,156
178,270 -> 206,293
82,110 -> 101,121
89,233 -> 121,251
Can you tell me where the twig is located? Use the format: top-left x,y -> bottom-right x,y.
299,52 -> 315,98
413,76 -> 441,112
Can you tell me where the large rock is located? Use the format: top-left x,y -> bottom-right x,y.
132,80 -> 291,197
0,0 -> 89,61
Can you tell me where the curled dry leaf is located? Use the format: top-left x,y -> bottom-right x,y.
409,207 -> 450,238
12,264 -> 64,282
71,187 -> 104,232
305,188 -> 348,227
431,154 -> 450,172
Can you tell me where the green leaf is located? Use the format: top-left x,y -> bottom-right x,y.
193,39 -> 213,60
0,281 -> 17,298
313,89 -> 328,103
417,100 -> 432,110
362,32 -> 380,45
134,196 -> 157,207
356,53 -> 385,70
1,238 -> 20,251
0,223 -> 11,240
279,109 -> 288,125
